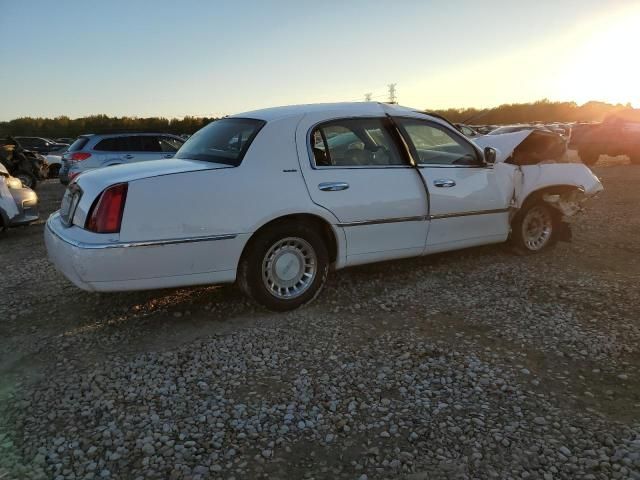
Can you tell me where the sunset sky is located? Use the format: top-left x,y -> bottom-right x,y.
1,0 -> 639,120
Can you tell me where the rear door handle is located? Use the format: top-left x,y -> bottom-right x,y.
123,154 -> 135,160
319,182 -> 349,191
163,154 -> 173,158
433,179 -> 456,188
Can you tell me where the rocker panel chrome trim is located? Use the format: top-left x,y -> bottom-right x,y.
337,208 -> 509,227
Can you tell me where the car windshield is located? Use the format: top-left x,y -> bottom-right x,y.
175,118 -> 266,166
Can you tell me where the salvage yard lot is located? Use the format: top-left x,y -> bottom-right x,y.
1,158 -> 639,479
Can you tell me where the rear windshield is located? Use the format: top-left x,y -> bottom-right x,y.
175,118 -> 265,166
68,136 -> 90,152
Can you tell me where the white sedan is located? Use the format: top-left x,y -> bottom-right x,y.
45,103 -> 602,310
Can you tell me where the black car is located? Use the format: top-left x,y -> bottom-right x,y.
14,136 -> 69,155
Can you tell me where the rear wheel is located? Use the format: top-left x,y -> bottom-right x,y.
238,222 -> 329,311
511,202 -> 559,254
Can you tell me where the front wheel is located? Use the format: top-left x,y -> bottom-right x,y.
238,223 -> 329,311
511,203 -> 559,254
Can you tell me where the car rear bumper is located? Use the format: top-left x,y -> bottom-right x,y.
44,213 -> 246,292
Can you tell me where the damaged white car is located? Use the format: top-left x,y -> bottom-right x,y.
45,103 -> 602,310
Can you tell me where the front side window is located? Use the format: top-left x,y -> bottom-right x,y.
310,118 -> 405,167
175,118 -> 265,166
397,119 -> 480,166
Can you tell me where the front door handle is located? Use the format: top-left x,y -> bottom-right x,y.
123,154 -> 135,160
433,179 -> 456,188
319,182 -> 349,191
163,154 -> 173,158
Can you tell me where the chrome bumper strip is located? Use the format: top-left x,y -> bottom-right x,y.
47,221 -> 237,250
337,208 -> 510,227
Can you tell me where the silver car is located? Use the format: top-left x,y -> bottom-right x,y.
0,163 -> 39,232
59,133 -> 185,184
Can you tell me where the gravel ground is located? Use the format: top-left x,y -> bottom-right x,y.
1,157 -> 639,479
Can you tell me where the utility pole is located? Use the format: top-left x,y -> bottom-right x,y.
387,83 -> 397,104
364,93 -> 372,102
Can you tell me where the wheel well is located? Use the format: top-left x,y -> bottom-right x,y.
240,214 -> 339,265
520,185 -> 582,209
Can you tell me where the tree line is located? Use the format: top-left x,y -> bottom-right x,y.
428,99 -> 634,125
0,115 -> 217,139
0,99 -> 635,138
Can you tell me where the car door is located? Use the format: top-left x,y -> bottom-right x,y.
296,115 -> 428,265
394,117 -> 514,252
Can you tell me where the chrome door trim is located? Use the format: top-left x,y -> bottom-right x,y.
335,208 -> 510,227
336,215 -> 426,228
428,208 -> 510,220
47,221 -> 237,250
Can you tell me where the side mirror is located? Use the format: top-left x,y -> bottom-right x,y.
484,146 -> 497,165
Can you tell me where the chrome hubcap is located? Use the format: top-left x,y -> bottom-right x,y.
262,237 -> 317,299
522,206 -> 553,251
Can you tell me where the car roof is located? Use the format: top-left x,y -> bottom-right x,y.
81,133 -> 182,139
230,102 -> 428,122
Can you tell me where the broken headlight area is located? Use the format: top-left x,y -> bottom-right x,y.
542,189 -> 595,218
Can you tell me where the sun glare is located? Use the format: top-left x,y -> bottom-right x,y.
557,8 -> 640,107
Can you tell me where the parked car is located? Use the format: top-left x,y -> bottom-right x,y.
0,163 -> 39,233
454,123 -> 479,137
14,136 -> 69,155
570,110 -> 640,165
59,133 -> 186,184
45,154 -> 63,178
45,103 -> 602,311
0,138 -> 49,188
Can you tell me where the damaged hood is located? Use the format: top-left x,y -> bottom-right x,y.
473,131 -> 531,162
473,129 -> 567,165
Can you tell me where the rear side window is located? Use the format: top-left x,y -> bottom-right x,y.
95,136 -> 147,152
175,118 -> 265,166
310,118 -> 406,167
68,137 -> 90,152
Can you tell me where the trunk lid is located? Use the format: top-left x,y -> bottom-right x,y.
69,159 -> 231,228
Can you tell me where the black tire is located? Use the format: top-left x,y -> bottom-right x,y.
15,170 -> 37,189
48,164 -> 60,178
578,149 -> 599,166
511,201 -> 560,255
238,222 -> 329,311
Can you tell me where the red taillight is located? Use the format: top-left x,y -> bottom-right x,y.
70,152 -> 91,161
86,183 -> 128,233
